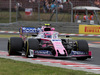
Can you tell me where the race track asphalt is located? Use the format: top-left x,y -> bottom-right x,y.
0,38 -> 100,65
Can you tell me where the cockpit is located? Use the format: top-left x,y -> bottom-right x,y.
37,31 -> 59,39
45,34 -> 51,38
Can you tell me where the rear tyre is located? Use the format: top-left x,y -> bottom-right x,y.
8,37 -> 23,55
75,40 -> 89,60
25,39 -> 39,58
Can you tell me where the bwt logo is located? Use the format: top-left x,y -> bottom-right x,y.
35,50 -> 52,55
71,51 -> 86,55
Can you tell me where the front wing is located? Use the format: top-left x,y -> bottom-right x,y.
28,49 -> 91,59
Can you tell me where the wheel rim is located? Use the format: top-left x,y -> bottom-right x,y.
25,41 -> 29,57
8,40 -> 11,55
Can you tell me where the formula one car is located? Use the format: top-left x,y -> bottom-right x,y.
8,24 -> 91,60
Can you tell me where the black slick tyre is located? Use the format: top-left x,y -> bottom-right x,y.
75,40 -> 89,60
8,37 -> 23,55
75,40 -> 89,52
25,39 -> 39,58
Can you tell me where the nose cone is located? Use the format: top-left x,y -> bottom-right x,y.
58,49 -> 65,55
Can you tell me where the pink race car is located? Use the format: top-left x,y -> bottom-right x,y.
8,24 -> 91,60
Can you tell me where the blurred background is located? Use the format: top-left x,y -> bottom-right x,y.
0,0 -> 100,23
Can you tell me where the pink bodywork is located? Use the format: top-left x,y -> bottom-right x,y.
41,26 -> 55,32
20,26 -> 91,58
37,30 -> 91,57
37,31 -> 68,57
52,40 -> 68,56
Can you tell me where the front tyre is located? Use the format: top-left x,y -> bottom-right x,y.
25,39 -> 39,58
75,40 -> 89,60
75,40 -> 89,52
8,37 -> 24,55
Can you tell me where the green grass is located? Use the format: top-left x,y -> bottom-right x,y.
0,34 -> 19,38
0,58 -> 98,75
1,11 -> 100,23
0,11 -> 71,23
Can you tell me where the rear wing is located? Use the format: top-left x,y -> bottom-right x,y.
19,27 -> 42,35
19,25 -> 55,35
